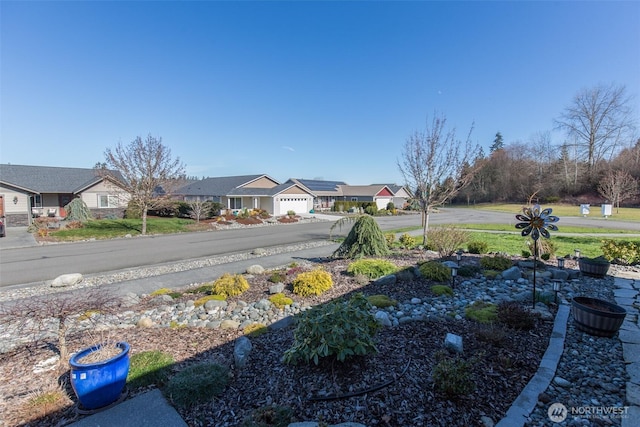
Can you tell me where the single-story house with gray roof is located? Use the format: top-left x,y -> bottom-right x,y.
176,174 -> 315,216
0,164 -> 129,227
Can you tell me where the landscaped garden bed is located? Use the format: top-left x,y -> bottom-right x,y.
0,251 -> 557,427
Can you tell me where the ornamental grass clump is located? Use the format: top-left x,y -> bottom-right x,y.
432,357 -> 476,398
292,269 -> 333,296
346,258 -> 398,279
211,273 -> 250,297
283,293 -> 379,365
269,293 -> 293,309
479,255 -> 513,271
128,350 -> 174,388
464,301 -> 498,323
366,294 -> 397,308
165,362 -> 229,409
331,215 -> 389,259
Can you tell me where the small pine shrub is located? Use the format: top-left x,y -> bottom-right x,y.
292,269 -> 333,296
364,205 -> 378,216
465,301 -> 498,323
269,293 -> 293,309
479,255 -> 513,271
541,253 -> 551,261
427,226 -> 470,258
346,258 -> 398,279
212,273 -> 250,297
332,215 -> 389,259
366,294 -> 397,308
467,240 -> 488,254
194,294 -> 227,307
244,323 -> 268,337
283,293 -> 379,365
242,404 -> 293,427
399,233 -> 417,249
473,323 -> 508,346
497,301 -> 538,330
521,250 -> 531,258
64,198 -> 93,222
432,357 -> 476,398
418,261 -> 451,282
165,362 -> 229,409
128,350 -> 174,388
431,285 -> 454,297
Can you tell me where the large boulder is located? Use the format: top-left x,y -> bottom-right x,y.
234,336 -> 253,368
501,266 -> 522,281
50,273 -> 83,288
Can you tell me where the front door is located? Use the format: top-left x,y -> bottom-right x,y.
58,194 -> 73,218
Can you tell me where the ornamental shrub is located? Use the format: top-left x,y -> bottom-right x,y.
432,357 -> 476,398
467,240 -> 489,254
384,233 -> 396,247
418,261 -> 451,282
497,301 -> 538,330
601,239 -> 639,265
399,233 -> 417,249
346,258 -> 398,279
366,294 -> 397,308
332,215 -> 389,259
292,269 -> 333,296
244,323 -> 269,337
194,294 -> 226,307
268,271 -> 286,283
64,198 -> 93,222
427,226 -> 470,258
283,293 -> 379,365
465,301 -> 498,323
269,293 -> 293,309
211,273 -> 250,297
431,285 -> 454,297
479,255 -> 512,271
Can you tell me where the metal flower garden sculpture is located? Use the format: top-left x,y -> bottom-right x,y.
515,206 -> 559,308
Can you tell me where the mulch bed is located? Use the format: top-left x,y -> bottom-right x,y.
0,253 -> 555,427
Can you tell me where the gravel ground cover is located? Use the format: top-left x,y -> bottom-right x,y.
0,252 -> 634,427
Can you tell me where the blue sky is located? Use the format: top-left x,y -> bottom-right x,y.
1,1 -> 639,185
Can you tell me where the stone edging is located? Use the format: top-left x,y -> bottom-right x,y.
496,303 -> 570,427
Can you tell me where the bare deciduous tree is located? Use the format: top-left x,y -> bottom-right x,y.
188,199 -> 209,222
598,169 -> 639,213
0,288 -> 122,373
555,84 -> 636,179
102,134 -> 186,235
397,113 -> 481,245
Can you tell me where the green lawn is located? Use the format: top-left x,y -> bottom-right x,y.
469,203 -> 640,221
443,223 -> 638,234
50,218 -> 195,240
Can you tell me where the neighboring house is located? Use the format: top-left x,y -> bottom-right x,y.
337,185 -> 396,210
176,174 -> 315,216
0,164 -> 129,227
377,184 -> 412,209
285,178 -> 346,211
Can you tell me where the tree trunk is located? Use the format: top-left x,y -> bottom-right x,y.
422,210 -> 430,246
141,207 -> 148,235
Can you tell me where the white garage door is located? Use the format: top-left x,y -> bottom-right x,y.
376,198 -> 392,210
277,197 -> 310,215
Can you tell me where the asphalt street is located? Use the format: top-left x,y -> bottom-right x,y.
0,208 -> 637,288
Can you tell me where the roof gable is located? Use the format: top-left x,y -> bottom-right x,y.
0,164 -> 121,194
178,174 -> 277,196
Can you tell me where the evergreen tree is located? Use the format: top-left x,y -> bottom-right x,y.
331,215 -> 389,259
490,132 -> 504,153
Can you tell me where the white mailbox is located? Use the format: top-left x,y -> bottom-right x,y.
601,204 -> 612,217
580,204 -> 590,216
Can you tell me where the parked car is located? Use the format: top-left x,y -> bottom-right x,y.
0,218 -> 5,238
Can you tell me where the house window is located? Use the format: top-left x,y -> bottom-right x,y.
31,194 -> 42,208
98,194 -> 119,208
351,197 -> 358,202
229,197 -> 242,209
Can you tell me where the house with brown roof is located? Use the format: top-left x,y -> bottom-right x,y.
0,164 -> 129,227
176,174 -> 315,216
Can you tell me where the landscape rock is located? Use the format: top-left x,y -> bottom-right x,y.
50,273 -> 83,288
501,266 -> 522,281
221,319 -> 240,329
373,274 -> 396,286
374,311 -> 392,327
234,336 -> 253,368
252,248 -> 266,255
137,316 -> 154,328
444,332 -> 463,353
269,283 -> 285,294
247,264 -> 265,274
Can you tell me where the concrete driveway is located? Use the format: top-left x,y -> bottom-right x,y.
0,227 -> 37,250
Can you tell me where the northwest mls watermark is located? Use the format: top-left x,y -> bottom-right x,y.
548,402 -> 629,423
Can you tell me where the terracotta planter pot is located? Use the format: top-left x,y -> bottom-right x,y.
578,259 -> 610,278
571,297 -> 626,338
